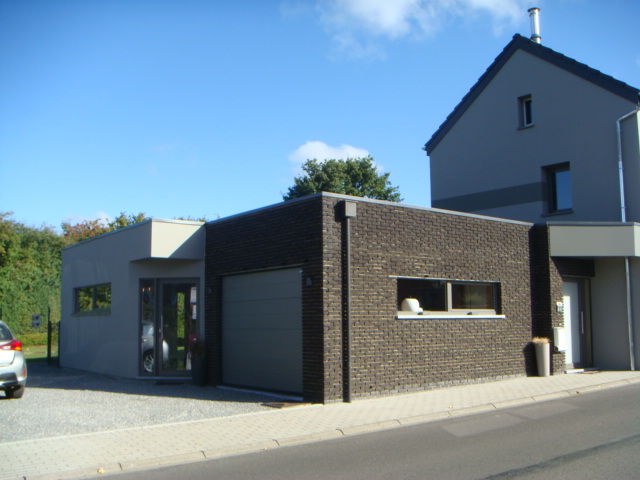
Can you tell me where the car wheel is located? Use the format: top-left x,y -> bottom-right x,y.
6,385 -> 25,399
143,350 -> 154,373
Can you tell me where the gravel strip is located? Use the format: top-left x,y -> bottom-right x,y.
0,362 -> 277,443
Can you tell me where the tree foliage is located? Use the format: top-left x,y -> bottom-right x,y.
61,212 -> 149,244
283,156 -> 402,202
0,211 -> 179,334
0,213 -> 64,334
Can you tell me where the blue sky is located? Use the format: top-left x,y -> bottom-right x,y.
1,0 -> 638,230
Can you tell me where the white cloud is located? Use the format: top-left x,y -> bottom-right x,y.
289,140 -> 370,164
317,0 -> 528,57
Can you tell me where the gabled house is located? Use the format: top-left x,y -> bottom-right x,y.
426,31 -> 640,372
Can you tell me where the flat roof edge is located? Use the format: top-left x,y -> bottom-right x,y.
207,192 -> 532,227
62,218 -> 204,251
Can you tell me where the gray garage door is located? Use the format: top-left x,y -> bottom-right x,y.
222,268 -> 302,394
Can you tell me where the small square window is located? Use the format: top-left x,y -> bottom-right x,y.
518,95 -> 533,128
544,163 -> 572,213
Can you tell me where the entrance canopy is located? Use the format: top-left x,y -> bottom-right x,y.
549,222 -> 640,257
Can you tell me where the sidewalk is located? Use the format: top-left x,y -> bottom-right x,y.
3,371 -> 640,480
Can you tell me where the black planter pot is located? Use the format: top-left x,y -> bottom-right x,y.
191,357 -> 207,386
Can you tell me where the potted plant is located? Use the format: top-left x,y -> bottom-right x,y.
190,340 -> 207,386
532,337 -> 550,377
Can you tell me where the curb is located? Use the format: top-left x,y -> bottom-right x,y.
17,378 -> 640,480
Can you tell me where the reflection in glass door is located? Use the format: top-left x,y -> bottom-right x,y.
159,281 -> 198,375
139,279 -> 198,376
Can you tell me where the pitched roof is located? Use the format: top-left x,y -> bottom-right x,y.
424,34 -> 640,155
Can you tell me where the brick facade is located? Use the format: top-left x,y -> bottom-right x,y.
206,193 -> 549,403
529,225 -> 595,374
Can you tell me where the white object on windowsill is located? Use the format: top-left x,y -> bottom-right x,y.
401,298 -> 423,314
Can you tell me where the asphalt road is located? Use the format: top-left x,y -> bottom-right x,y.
106,383 -> 640,480
0,362 -> 275,443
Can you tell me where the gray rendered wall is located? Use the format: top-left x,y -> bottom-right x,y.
430,49 -> 638,224
590,258 -> 633,369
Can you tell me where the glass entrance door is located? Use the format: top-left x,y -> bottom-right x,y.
159,281 -> 198,375
140,279 -> 198,376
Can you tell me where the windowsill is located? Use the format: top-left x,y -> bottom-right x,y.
71,310 -> 111,317
542,209 -> 574,217
396,313 -> 505,320
517,124 -> 535,131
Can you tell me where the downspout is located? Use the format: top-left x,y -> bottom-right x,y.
624,258 -> 636,370
617,107 -> 639,370
616,107 -> 639,223
342,201 -> 357,402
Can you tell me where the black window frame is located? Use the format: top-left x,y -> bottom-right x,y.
74,283 -> 112,314
544,162 -> 573,214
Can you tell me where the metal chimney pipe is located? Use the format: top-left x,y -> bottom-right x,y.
528,7 -> 541,43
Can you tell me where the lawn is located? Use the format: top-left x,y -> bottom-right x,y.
23,344 -> 58,362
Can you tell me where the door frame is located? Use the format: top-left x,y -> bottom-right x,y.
139,278 -> 201,377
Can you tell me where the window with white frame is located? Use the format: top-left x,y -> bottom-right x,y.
518,95 -> 533,128
397,278 -> 498,315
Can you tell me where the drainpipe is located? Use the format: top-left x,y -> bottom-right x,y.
342,201 -> 357,402
624,258 -> 636,370
616,107 -> 639,370
616,108 -> 639,223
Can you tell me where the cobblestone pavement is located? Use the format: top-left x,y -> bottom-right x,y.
2,366 -> 640,480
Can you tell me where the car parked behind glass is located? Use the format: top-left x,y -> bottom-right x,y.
0,321 -> 27,399
141,321 -> 168,374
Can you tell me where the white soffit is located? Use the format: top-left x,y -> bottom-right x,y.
549,224 -> 640,257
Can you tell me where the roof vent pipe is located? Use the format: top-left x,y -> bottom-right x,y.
528,7 -> 541,43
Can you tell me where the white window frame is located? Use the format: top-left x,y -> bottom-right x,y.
395,277 -> 502,318
519,95 -> 534,128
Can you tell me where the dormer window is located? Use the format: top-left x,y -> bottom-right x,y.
518,95 -> 533,128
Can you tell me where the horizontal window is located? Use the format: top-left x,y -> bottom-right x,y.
397,278 -> 498,316
74,283 -> 111,314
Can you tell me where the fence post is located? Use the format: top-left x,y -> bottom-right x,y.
47,307 -> 53,365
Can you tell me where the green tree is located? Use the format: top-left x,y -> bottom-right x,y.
61,219 -> 109,244
0,213 -> 63,333
107,212 -> 149,231
61,212 -> 149,245
283,156 -> 402,202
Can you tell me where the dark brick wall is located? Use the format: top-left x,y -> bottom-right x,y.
529,225 -> 594,374
204,197 -> 326,402
321,196 -> 534,401
205,194 -> 548,403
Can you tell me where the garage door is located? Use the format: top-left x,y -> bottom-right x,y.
222,268 -> 302,394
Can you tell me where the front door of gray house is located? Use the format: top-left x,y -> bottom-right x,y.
140,279 -> 199,376
562,278 -> 592,369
